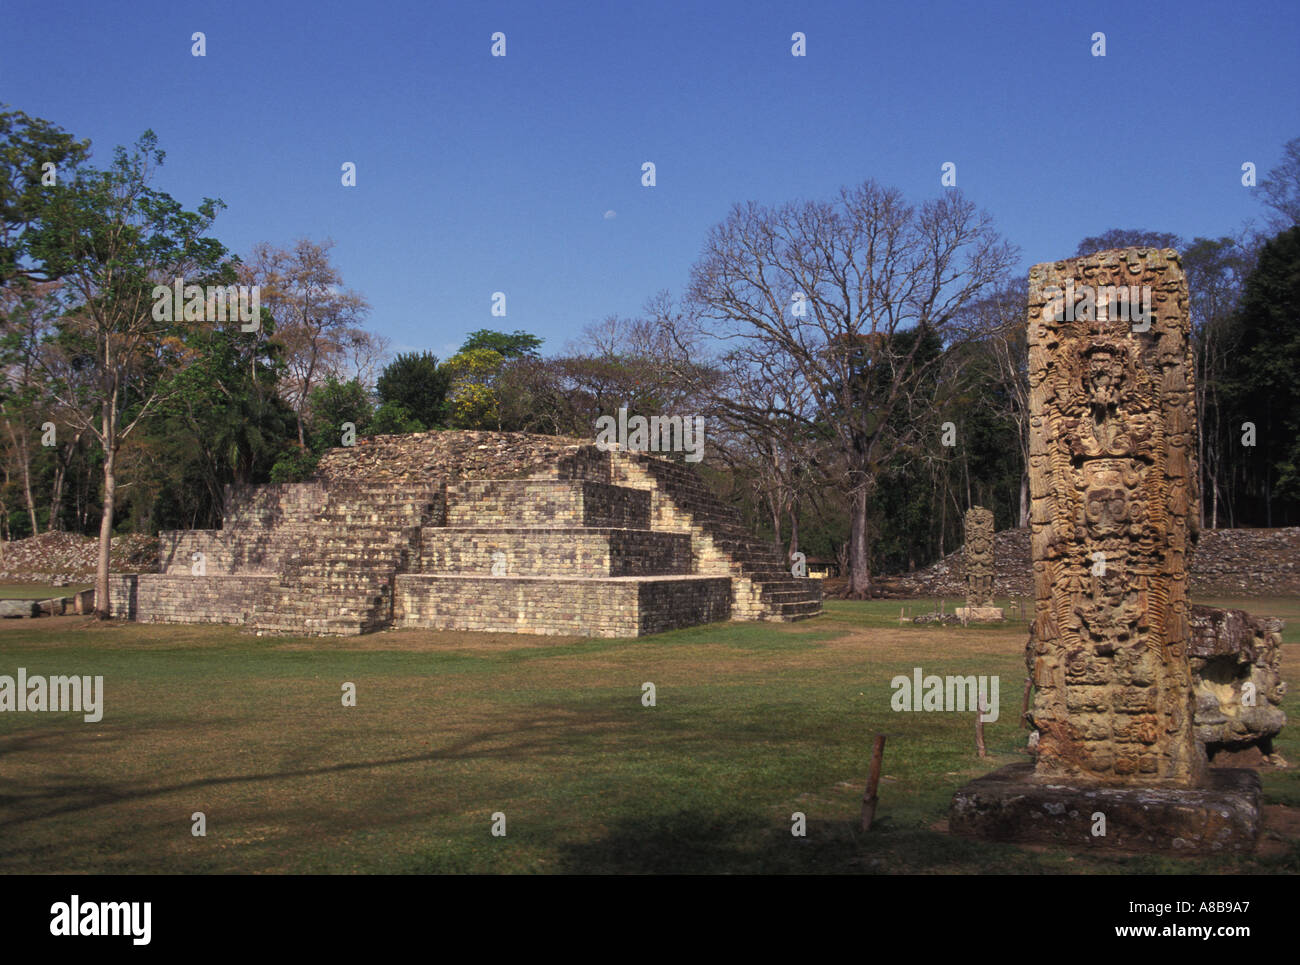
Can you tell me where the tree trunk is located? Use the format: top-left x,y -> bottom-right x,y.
846,485 -> 871,598
1018,471 -> 1029,528
3,416 -> 39,536
95,396 -> 117,618
787,498 -> 800,561
49,459 -> 66,531
938,484 -> 947,559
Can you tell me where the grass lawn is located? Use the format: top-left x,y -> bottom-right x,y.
0,596 -> 1296,874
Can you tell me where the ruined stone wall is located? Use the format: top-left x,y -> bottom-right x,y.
1026,248 -> 1202,785
137,575 -> 273,625
315,431 -> 589,485
880,526 -> 1300,599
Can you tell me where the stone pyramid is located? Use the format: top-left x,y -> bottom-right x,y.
114,431 -> 822,637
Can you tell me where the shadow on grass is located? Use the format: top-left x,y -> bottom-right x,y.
544,808 -> 1022,874
0,707 -> 634,833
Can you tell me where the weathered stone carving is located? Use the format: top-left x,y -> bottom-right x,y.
964,507 -> 995,606
1024,248 -> 1203,786
953,249 -> 1262,853
1189,604 -> 1287,764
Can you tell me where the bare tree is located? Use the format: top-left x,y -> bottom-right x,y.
246,239 -> 370,446
1260,136 -> 1300,233
688,181 -> 1017,598
964,279 -> 1030,525
1183,234 -> 1256,528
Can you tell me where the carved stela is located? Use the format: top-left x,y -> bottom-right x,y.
1025,248 -> 1204,786
964,507 -> 996,607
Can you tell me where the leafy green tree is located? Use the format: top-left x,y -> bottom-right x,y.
25,130 -> 231,615
307,375 -> 373,453
443,347 -> 506,429
1218,225 -> 1300,525
144,311 -> 297,528
458,328 -> 542,359
0,105 -> 91,287
367,400 -> 425,435
375,351 -> 449,428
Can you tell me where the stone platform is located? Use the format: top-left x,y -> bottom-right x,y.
955,606 -> 1004,622
949,762 -> 1261,854
111,431 -> 822,636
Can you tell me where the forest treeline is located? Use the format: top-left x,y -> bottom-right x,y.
3,105 -> 1298,605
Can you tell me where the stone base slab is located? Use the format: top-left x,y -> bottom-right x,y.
955,606 -> 1004,622
395,574 -> 732,637
949,762 -> 1261,853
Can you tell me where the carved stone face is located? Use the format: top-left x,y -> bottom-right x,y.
1085,349 -> 1124,407
1085,485 -> 1130,536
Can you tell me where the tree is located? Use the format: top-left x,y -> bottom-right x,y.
688,181 -> 1017,597
443,347 -> 507,429
246,238 -> 370,447
1074,228 -> 1181,257
964,279 -> 1030,525
307,376 -> 374,453
459,328 -> 542,359
145,308 -> 297,527
1259,136 -> 1300,233
1182,235 -> 1255,527
1218,226 -> 1300,525
375,351 -> 450,428
441,329 -> 548,430
0,105 -> 91,288
367,400 -> 425,436
27,131 -> 231,616
0,280 -> 61,533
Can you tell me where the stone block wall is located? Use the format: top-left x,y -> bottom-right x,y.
394,574 -> 731,637
419,528 -> 691,577
136,574 -> 273,625
445,480 -> 650,529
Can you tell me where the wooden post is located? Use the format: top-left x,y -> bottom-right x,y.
975,698 -> 987,758
860,734 -> 887,831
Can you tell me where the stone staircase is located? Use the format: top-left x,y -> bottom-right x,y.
251,482 -> 442,635
612,450 -> 822,621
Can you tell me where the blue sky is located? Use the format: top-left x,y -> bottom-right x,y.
4,0 -> 1297,361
